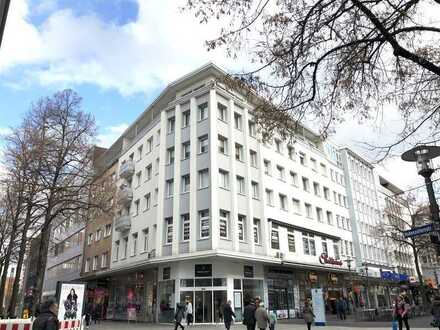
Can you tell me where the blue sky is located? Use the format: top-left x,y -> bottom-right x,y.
0,0 -> 431,190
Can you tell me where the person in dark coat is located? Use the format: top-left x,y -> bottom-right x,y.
32,297 -> 59,330
336,297 -> 347,320
243,300 -> 257,330
223,300 -> 236,330
174,303 -> 185,330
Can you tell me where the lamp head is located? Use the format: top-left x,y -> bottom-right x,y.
401,145 -> 440,178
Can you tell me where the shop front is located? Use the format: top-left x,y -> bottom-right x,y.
266,268 -> 295,319
106,269 -> 157,322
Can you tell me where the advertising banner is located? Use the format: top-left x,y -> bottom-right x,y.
311,288 -> 326,326
57,282 -> 86,321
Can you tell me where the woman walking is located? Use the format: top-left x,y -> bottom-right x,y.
255,302 -> 269,330
302,301 -> 315,330
393,296 -> 410,330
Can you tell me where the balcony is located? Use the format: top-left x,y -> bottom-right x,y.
114,214 -> 131,232
119,160 -> 135,179
117,185 -> 133,207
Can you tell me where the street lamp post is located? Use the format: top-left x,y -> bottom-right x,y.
402,145 -> 440,251
362,262 -> 371,309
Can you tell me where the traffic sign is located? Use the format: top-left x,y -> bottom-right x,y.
403,224 -> 433,238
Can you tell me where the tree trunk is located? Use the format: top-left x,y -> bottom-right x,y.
31,221 -> 51,315
412,244 -> 429,309
7,204 -> 33,318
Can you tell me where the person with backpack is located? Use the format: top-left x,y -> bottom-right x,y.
32,297 -> 59,330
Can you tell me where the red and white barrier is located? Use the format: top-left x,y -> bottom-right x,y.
0,318 -> 81,330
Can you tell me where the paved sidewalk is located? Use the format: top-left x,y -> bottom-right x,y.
88,316 -> 435,330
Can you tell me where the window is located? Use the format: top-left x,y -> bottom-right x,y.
290,171 -> 298,186
142,228 -> 149,252
234,112 -> 242,130
199,135 -> 208,153
266,189 -> 274,206
182,110 -> 190,128
333,240 -> 340,259
137,145 -> 143,161
198,102 -> 208,121
166,179 -> 174,197
248,121 -> 256,137
336,215 -> 341,228
323,187 -> 330,200
132,233 -> 138,256
92,256 -> 98,271
105,224 -> 112,237
264,159 -> 271,175
288,146 -> 296,161
167,117 -> 175,134
198,169 -> 209,189
146,137 -> 153,153
251,181 -> 259,199
238,214 -> 246,241
182,175 -> 190,193
320,163 -> 327,176
129,153 -> 134,161
234,176 -> 244,195
235,143 -> 244,161
302,177 -> 310,192
165,217 -> 173,244
305,203 -> 313,218
271,224 -> 280,249
114,241 -> 119,261
101,252 -> 108,268
154,188 -> 159,205
123,237 -> 128,258
250,150 -> 258,167
145,164 -> 152,181
218,102 -> 228,121
96,229 -> 102,241
200,210 -> 210,238
313,182 -> 321,196
275,139 -> 282,153
156,130 -> 161,146
88,233 -> 93,245
218,135 -> 228,155
182,142 -> 191,160
292,198 -> 301,214
167,147 -> 175,165
316,207 -> 323,222
182,214 -> 190,241
134,199 -> 140,216
279,194 -> 288,211
219,210 -> 229,238
276,165 -> 285,180
310,158 -> 317,171
299,152 -> 306,166
253,218 -> 261,244
326,211 -> 333,225
144,193 -> 151,211
333,191 -> 338,204
288,230 -> 296,252
322,239 -> 328,255
135,171 -> 142,187
302,233 -> 316,256
219,169 -> 230,189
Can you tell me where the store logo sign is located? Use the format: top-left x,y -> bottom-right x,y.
318,253 -> 343,266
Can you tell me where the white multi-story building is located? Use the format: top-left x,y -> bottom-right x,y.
97,63 -> 357,323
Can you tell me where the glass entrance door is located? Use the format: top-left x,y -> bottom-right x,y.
195,290 -> 212,323
213,291 -> 227,323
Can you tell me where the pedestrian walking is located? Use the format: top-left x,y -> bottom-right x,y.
32,297 -> 59,330
268,310 -> 277,330
393,296 -> 410,330
185,298 -> 193,327
302,301 -> 315,330
243,300 -> 257,330
85,302 -> 93,328
336,297 -> 347,320
432,296 -> 440,329
175,303 -> 186,330
255,302 -> 269,330
223,300 -> 236,330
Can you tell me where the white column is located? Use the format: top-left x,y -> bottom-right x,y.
172,105 -> 182,255
228,99 -> 239,251
155,110 -> 168,257
242,107 -> 255,254
189,97 -> 198,253
209,89 -> 219,250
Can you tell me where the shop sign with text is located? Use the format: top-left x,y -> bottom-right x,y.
318,253 -> 343,266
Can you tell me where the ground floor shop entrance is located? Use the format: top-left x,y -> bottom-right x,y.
180,290 -> 227,323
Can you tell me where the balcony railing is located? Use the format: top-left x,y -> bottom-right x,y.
114,214 -> 131,232
117,186 -> 133,207
119,160 -> 135,179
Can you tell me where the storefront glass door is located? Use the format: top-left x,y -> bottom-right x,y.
213,291 -> 227,323
195,290 -> 212,323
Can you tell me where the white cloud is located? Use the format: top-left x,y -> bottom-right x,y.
0,127 -> 12,136
0,0 -> 251,95
96,123 -> 129,148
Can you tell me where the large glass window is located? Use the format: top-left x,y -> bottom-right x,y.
199,210 -> 210,239
219,210 -> 229,239
271,225 -> 280,249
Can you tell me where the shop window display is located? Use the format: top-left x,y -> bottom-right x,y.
158,280 -> 175,322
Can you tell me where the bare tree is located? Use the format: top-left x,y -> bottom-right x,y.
184,0 -> 440,158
